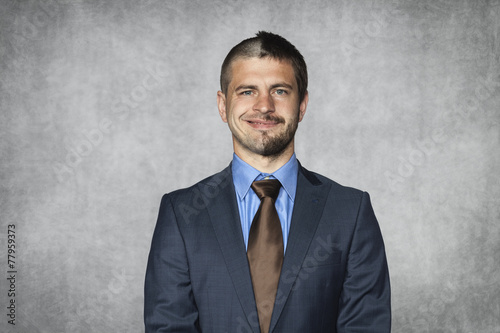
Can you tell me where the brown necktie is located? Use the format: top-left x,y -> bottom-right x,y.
247,179 -> 284,333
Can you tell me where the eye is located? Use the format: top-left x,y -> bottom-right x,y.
275,89 -> 287,95
241,91 -> 253,96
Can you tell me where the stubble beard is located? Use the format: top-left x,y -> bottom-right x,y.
235,113 -> 299,158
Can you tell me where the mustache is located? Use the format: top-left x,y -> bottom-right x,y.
243,115 -> 285,124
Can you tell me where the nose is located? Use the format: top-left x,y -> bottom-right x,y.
253,93 -> 275,113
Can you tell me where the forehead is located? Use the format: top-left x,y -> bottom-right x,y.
228,57 -> 297,89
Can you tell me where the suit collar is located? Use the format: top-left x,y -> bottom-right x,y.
270,164 -> 330,332
202,165 -> 261,332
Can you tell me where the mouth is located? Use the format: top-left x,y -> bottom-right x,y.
244,118 -> 283,130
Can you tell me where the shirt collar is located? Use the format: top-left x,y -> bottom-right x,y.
231,153 -> 298,202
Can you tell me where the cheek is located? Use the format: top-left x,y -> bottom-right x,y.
226,109 -> 240,128
228,103 -> 245,120
281,103 -> 300,118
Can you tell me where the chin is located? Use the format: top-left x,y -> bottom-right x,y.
251,141 -> 292,157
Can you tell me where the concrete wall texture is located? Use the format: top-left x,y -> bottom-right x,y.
1,0 -> 499,332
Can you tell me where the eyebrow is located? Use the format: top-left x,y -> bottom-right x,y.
234,85 -> 258,92
270,83 -> 293,90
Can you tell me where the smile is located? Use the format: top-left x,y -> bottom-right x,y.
245,119 -> 280,129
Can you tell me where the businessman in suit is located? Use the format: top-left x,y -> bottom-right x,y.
145,31 -> 391,332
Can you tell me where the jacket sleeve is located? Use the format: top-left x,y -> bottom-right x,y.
144,194 -> 200,333
337,192 -> 391,332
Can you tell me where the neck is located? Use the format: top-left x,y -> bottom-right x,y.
234,142 -> 295,174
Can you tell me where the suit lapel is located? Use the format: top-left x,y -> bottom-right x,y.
269,165 -> 331,332
203,166 -> 260,332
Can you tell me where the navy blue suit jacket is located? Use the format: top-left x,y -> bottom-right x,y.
145,164 -> 391,332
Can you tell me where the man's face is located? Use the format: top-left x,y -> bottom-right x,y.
217,57 -> 308,158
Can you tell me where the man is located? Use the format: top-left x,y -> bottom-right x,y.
145,31 -> 391,332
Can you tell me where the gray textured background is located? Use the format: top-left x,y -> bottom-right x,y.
1,0 -> 499,332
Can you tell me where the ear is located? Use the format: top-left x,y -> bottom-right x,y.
217,91 -> 228,123
298,90 -> 308,122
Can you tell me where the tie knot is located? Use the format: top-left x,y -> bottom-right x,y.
251,179 -> 281,201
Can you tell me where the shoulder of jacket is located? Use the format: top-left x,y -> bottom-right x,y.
299,164 -> 365,199
161,165 -> 233,203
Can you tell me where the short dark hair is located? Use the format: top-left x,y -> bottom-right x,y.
220,31 -> 308,102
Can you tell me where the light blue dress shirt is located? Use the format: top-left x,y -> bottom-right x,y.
231,153 -> 298,252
